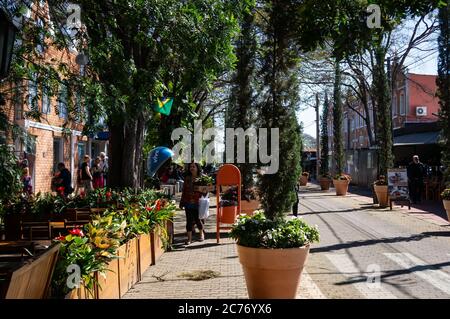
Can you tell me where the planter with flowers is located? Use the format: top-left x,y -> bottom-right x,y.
193,175 -> 215,193
53,191 -> 176,299
219,186 -> 239,224
299,172 -> 309,186
240,188 -> 261,216
373,176 -> 389,207
442,189 -> 450,221
230,211 -> 319,298
333,174 -> 351,196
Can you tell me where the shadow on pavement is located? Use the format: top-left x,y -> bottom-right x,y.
310,233 -> 432,254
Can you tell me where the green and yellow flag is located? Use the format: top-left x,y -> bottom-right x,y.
153,97 -> 173,116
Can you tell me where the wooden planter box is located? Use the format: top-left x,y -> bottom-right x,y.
150,226 -> 165,265
117,237 -> 139,298
138,233 -> 152,279
64,284 -> 97,299
96,258 -> 120,299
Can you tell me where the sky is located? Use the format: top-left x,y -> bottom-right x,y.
298,15 -> 440,139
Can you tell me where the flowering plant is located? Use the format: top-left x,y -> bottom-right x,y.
441,188 -> 450,200
220,186 -> 238,207
374,175 -> 388,186
302,172 -> 309,177
230,211 -> 319,249
334,174 -> 351,181
51,214 -> 124,297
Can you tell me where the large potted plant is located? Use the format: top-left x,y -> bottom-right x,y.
442,189 -> 450,221
230,212 -> 319,298
333,174 -> 351,196
373,175 -> 389,207
319,173 -> 332,191
240,187 -> 260,216
299,172 -> 309,186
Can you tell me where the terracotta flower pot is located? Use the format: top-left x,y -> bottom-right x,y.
443,200 -> 450,221
333,179 -> 349,196
240,200 -> 260,216
220,206 -> 238,224
374,185 -> 389,207
236,244 -> 310,299
299,175 -> 308,186
319,178 -> 331,191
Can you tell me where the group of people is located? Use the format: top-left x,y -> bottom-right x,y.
78,152 -> 109,193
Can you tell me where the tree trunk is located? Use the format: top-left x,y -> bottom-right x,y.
108,115 -> 145,189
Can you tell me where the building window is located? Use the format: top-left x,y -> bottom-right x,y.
36,18 -> 45,54
400,93 -> 406,115
392,94 -> 397,116
14,84 -> 23,120
42,86 -> 51,114
28,74 -> 38,111
53,138 -> 64,173
58,84 -> 68,119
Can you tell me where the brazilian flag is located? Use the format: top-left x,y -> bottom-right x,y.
153,97 -> 173,116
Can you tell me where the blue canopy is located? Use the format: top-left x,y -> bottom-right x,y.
147,147 -> 175,177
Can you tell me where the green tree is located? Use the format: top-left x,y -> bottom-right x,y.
437,3 -> 450,186
257,0 -> 302,219
48,0 -> 250,188
332,59 -> 345,176
320,92 -> 330,177
228,6 -> 257,189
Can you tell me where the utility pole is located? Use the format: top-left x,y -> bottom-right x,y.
315,93 -> 320,181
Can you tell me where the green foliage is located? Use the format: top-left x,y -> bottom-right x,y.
257,0 -> 302,219
320,94 -> 330,177
230,211 -> 319,249
194,175 -> 214,186
437,4 -> 450,186
0,145 -> 22,214
373,46 -> 394,176
333,60 -> 345,176
441,188 -> 450,200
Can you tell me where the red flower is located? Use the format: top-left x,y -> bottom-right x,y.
55,235 -> 66,241
57,186 -> 65,192
155,199 -> 161,212
69,228 -> 84,237
106,191 -> 112,199
80,191 -> 85,198
145,206 -> 151,212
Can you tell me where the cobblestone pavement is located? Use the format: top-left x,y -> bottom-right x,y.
123,184 -> 450,299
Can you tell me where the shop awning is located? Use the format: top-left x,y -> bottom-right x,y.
394,131 -> 440,146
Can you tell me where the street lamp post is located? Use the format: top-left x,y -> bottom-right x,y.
0,8 -> 17,80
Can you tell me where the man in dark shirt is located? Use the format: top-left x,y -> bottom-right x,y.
57,162 -> 73,197
407,155 -> 425,204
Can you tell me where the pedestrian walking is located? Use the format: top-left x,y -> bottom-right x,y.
80,155 -> 93,193
407,155 -> 425,204
292,181 -> 299,216
180,162 -> 205,245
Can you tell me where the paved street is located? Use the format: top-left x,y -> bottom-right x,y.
124,184 -> 450,299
